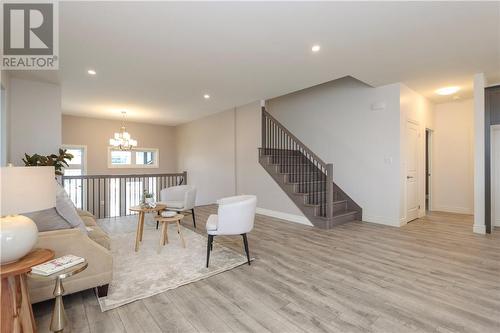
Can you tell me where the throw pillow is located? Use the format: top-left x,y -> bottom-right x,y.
55,183 -> 88,234
22,208 -> 72,232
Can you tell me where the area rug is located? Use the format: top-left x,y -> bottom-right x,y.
97,216 -> 250,311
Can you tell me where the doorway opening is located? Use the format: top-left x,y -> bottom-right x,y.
425,128 -> 433,212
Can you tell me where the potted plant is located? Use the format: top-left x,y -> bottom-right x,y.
22,149 -> 74,176
143,190 -> 155,207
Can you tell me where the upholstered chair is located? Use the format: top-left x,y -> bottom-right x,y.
205,195 -> 257,267
159,185 -> 197,228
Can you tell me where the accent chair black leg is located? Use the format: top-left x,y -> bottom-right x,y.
156,221 -> 159,230
191,208 -> 196,229
242,233 -> 251,265
206,235 -> 214,268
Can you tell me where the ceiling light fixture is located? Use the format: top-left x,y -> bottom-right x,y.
435,86 -> 460,95
87,69 -> 97,75
311,45 -> 321,52
203,94 -> 210,99
109,111 -> 138,150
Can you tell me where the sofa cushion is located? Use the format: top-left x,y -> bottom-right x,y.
80,215 -> 97,227
86,226 -> 111,250
56,184 -> 87,234
77,209 -> 95,219
22,208 -> 72,232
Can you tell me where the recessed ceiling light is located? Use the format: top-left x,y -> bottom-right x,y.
311,45 -> 321,52
435,86 -> 460,95
203,94 -> 210,99
87,69 -> 96,75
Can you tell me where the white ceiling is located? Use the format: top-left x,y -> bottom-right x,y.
9,1 -> 500,125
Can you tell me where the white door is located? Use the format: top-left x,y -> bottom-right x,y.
406,121 -> 420,222
492,126 -> 500,227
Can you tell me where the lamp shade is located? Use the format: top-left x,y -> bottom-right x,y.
0,166 -> 56,215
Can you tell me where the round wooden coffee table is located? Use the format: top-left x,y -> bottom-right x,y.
130,204 -> 167,251
155,214 -> 185,253
1,248 -> 54,333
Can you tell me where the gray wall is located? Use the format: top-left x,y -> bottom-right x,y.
62,115 -> 177,175
175,101 -> 306,222
267,77 -> 402,225
176,109 -> 237,206
9,78 -> 61,165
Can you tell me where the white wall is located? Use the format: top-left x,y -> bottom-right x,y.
399,84 -> 434,223
431,99 -> 474,214
267,77 -> 402,226
176,109 -> 236,206
9,78 -> 61,165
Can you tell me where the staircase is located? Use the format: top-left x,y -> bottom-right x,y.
259,107 -> 362,229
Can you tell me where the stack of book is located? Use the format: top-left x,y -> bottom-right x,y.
31,255 -> 85,276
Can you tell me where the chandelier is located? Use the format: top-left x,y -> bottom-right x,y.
109,111 -> 138,150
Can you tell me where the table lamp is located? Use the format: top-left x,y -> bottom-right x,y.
0,166 -> 56,264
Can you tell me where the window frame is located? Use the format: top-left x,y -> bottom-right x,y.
61,144 -> 87,175
107,147 -> 159,169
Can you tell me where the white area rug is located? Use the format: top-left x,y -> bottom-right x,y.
97,215 -> 250,311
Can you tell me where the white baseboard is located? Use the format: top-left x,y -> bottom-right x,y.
362,215 -> 400,227
256,207 -> 312,226
473,224 -> 486,234
431,205 -> 473,215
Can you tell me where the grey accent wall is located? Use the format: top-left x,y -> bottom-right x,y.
9,78 -> 61,165
62,115 -> 178,175
267,76 -> 402,226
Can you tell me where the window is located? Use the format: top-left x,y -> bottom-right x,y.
62,145 -> 86,176
111,150 -> 131,165
108,147 -> 159,168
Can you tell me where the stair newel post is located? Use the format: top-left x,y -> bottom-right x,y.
326,163 -> 334,222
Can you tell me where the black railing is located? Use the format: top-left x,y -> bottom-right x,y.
61,172 -> 186,219
260,107 -> 333,218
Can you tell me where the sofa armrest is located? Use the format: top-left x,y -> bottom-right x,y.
35,228 -> 112,279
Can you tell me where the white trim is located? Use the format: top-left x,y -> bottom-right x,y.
61,144 -> 87,175
362,215 -> 401,227
255,207 -> 312,226
491,125 -> 500,228
473,224 -> 486,234
431,206 -> 474,215
425,128 -> 433,211
107,147 -> 159,168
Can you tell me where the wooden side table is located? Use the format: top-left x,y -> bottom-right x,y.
129,204 -> 166,251
156,214 -> 186,253
28,261 -> 88,333
1,248 -> 54,333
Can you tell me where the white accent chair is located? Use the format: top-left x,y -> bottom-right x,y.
159,185 -> 197,229
206,195 -> 257,267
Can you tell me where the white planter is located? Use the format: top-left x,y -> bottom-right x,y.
145,197 -> 155,205
0,215 -> 38,264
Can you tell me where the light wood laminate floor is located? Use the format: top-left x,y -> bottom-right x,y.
32,207 -> 500,333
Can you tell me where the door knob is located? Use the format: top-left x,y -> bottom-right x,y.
407,176 -> 414,179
